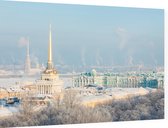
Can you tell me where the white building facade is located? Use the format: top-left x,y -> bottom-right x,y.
73,69 -> 164,89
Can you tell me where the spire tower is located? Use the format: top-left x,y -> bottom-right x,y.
47,24 -> 53,69
25,38 -> 31,74
27,38 -> 30,57
36,24 -> 63,96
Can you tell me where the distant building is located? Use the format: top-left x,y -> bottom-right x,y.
0,87 -> 8,99
73,69 -> 164,89
158,78 -> 164,89
35,25 -> 64,96
0,87 -> 26,99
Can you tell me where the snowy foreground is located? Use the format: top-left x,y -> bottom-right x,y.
80,87 -> 156,107
0,87 -> 156,118
0,76 -> 156,118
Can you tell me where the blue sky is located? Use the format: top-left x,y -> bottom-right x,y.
0,1 -> 164,67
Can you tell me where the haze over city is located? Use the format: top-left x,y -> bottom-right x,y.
0,1 -> 164,67
0,1 -> 164,127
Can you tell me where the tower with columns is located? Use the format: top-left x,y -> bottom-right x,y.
36,25 -> 63,95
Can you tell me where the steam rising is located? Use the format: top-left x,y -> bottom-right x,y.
116,27 -> 129,50
18,37 -> 28,47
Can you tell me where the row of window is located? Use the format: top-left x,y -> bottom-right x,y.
37,85 -> 53,94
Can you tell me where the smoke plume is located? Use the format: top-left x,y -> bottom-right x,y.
18,37 -> 28,47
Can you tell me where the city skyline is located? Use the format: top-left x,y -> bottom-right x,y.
0,1 -> 165,127
0,1 -> 164,67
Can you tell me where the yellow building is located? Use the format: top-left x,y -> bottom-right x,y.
0,87 -> 8,99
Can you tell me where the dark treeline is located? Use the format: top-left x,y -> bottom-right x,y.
0,89 -> 164,128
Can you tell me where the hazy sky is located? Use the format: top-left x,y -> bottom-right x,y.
0,1 -> 164,67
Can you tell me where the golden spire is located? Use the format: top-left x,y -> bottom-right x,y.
47,24 -> 53,69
